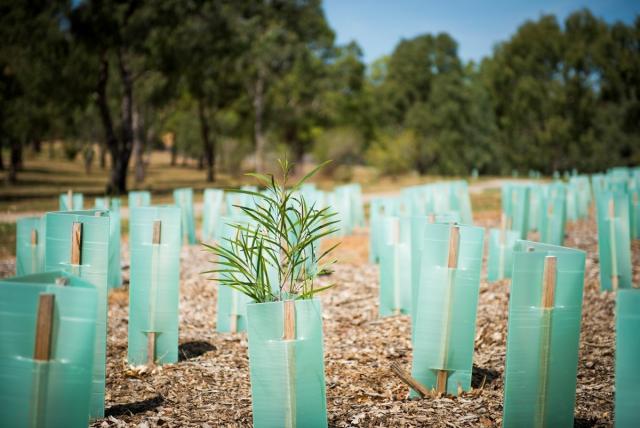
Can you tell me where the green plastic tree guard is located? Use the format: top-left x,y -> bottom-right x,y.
128,191 -> 151,209
128,206 -> 181,365
409,213 -> 463,327
246,299 -> 327,428
629,189 -> 639,240
173,188 -> 197,245
487,228 -> 519,281
528,185 -> 542,232
95,197 -> 122,288
449,181 -> 474,225
539,193 -> 566,246
16,216 -> 45,276
502,184 -> 530,239
225,186 -> 258,217
215,216 -> 255,333
596,192 -> 632,291
329,187 -> 353,236
502,240 -> 586,428
615,289 -> 640,428
410,223 -> 484,396
378,217 -> 411,317
44,210 -> 110,419
0,271 -> 97,428
202,189 -> 224,242
369,198 -> 399,264
58,192 -> 83,211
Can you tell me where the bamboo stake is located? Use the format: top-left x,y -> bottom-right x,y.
437,225 -> 459,394
608,199 -> 619,291
390,362 -> 430,398
70,222 -> 82,266
148,220 -> 162,365
536,255 -> 557,427
31,229 -> 38,246
67,189 -> 73,211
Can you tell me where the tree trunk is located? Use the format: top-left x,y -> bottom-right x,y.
32,139 -> 42,153
8,139 -> 21,183
198,99 -> 215,182
253,72 -> 266,173
197,155 -> 204,170
96,50 -> 135,195
170,143 -> 177,166
133,107 -> 145,183
96,53 -> 119,188
99,142 -> 107,168
83,145 -> 94,174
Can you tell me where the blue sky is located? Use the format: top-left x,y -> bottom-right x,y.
323,0 -> 640,64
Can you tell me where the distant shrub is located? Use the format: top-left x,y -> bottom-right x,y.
62,140 -> 83,161
313,126 -> 363,174
366,129 -> 416,177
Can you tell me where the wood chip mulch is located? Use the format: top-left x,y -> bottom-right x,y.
1,210 -> 637,427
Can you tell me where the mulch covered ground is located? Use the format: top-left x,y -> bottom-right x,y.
1,210 -> 637,427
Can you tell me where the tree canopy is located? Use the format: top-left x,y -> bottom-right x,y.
1,3 -> 638,190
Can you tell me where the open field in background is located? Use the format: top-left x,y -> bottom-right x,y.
0,149 -> 507,258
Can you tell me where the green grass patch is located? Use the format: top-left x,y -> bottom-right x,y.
0,223 -> 17,259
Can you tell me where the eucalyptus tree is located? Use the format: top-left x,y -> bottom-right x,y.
149,0 -> 244,182
0,0 -> 75,183
235,0 -> 333,173
70,0 -> 168,194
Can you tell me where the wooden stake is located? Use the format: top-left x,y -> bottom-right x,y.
70,222 -> 82,265
437,225 -> 460,394
147,332 -> 156,366
34,294 -> 55,361
152,220 -> 162,245
436,370 -> 448,394
427,213 -> 436,223
447,226 -> 460,269
283,300 -> 296,340
536,255 -> 557,426
67,189 -> 73,210
541,256 -> 557,308
608,199 -> 619,290
391,217 -> 401,314
30,228 -> 38,246
147,220 -> 162,364
390,362 -> 430,398
229,314 -> 238,333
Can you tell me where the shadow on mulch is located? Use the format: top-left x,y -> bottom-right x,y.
574,417 -> 600,427
471,365 -> 501,388
106,395 -> 164,417
178,340 -> 216,361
